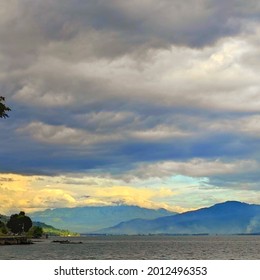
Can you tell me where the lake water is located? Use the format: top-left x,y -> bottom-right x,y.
1,235 -> 260,260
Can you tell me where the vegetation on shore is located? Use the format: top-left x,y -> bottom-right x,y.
0,212 -> 79,238
0,96 -> 11,118
0,211 -> 42,238
33,222 -> 79,237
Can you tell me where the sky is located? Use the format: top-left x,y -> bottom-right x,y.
1,0 -> 260,215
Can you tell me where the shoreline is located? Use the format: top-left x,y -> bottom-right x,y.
0,236 -> 32,245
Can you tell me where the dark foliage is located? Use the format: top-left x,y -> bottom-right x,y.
7,211 -> 33,234
0,96 -> 11,118
29,226 -> 43,238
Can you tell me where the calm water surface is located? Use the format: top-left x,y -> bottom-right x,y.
1,235 -> 260,260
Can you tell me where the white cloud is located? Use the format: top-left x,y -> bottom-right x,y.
75,111 -> 138,131
129,159 -> 258,179
17,122 -> 123,146
194,114 -> 260,138
17,118 -> 191,147
129,124 -> 190,141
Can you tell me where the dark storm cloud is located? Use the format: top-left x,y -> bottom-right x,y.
1,0 -> 260,186
1,0 -> 259,64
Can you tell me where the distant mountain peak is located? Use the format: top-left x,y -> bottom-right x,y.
211,201 -> 251,209
217,200 -> 248,205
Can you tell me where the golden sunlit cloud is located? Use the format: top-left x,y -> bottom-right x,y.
0,174 -> 77,214
89,186 -> 176,211
2,171 -> 259,216
0,173 -> 179,214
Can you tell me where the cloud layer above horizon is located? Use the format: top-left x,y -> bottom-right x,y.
1,0 -> 260,214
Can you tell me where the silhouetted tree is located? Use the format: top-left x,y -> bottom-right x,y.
0,96 -> 11,118
7,211 -> 33,234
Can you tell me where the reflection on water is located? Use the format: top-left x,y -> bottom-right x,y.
1,235 -> 260,260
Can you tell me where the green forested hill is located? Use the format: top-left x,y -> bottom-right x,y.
0,214 -> 78,236
33,221 -> 79,236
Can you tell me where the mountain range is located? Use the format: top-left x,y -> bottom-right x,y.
97,201 -> 260,235
30,205 -> 174,233
4,201 -> 260,235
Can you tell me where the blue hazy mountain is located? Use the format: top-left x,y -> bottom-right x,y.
30,205 -> 174,233
97,201 -> 260,235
